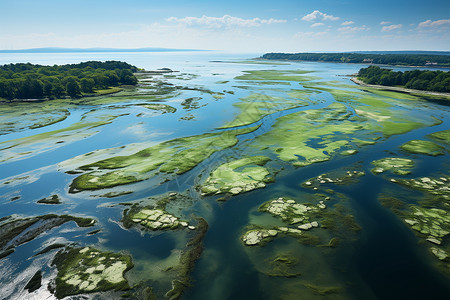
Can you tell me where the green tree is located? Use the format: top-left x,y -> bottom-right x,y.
66,79 -> 81,98
80,78 -> 95,93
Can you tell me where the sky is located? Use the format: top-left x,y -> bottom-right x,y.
0,0 -> 449,52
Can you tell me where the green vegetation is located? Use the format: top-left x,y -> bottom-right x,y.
70,126 -> 259,191
52,246 -> 133,298
384,176 -> 450,275
219,92 -> 311,129
252,102 -> 359,166
358,66 -> 450,92
259,197 -> 325,225
235,70 -> 319,82
429,129 -> 450,144
261,52 -> 450,67
400,140 -> 445,156
0,61 -> 138,100
37,194 -> 62,204
201,156 -> 272,196
165,218 -> 208,300
371,157 -> 414,175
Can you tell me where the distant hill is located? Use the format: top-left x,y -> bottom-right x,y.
0,47 -> 205,53
261,52 -> 450,67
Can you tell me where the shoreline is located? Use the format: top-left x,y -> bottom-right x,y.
350,77 -> 450,99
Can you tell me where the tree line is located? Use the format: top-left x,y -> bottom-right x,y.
261,53 -> 450,67
0,61 -> 138,100
357,66 -> 450,93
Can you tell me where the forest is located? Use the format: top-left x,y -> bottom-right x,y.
0,61 -> 138,100
261,52 -> 450,67
357,66 -> 450,93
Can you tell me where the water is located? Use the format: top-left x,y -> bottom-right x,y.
0,51 -> 449,299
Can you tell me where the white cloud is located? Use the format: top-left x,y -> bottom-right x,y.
166,15 -> 286,28
338,25 -> 369,35
382,24 -> 403,32
301,10 -> 339,22
341,21 -> 354,26
418,19 -> 450,29
380,21 -> 391,25
311,22 -> 325,28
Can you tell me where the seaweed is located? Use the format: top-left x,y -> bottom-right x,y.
165,218 -> 208,299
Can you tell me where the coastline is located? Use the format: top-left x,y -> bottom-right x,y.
256,58 -> 450,69
351,77 -> 450,99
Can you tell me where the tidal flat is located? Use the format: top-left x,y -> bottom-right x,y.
0,53 -> 449,299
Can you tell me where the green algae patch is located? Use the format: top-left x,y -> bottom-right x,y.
242,228 -> 281,246
70,126 -> 259,192
52,246 -> 133,298
404,206 -> 449,245
137,103 -> 176,113
219,93 -> 310,129
321,87 -> 440,137
37,194 -> 61,204
180,97 -> 206,111
261,253 -> 302,277
201,156 -> 272,196
259,197 -> 326,225
251,102 -> 362,167
301,170 -> 366,190
165,218 -> 208,300
394,176 -> 449,198
400,140 -> 445,156
381,176 -> 450,274
123,193 -> 192,231
123,203 -> 187,231
235,70 -> 319,82
340,149 -> 358,156
371,157 -> 414,175
429,129 -> 450,145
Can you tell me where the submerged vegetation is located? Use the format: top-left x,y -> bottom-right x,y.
52,246 -> 133,298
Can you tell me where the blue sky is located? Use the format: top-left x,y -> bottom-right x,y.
1,0 -> 449,52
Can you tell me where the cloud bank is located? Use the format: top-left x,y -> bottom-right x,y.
301,10 -> 339,22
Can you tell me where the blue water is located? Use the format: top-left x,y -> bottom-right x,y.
0,52 -> 449,299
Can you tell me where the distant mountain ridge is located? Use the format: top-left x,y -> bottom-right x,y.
0,47 -> 205,53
